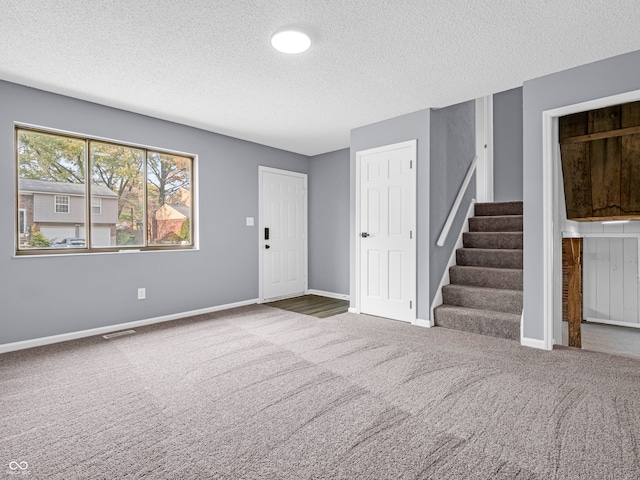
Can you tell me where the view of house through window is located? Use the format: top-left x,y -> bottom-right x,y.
16,128 -> 193,253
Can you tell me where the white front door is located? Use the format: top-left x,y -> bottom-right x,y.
357,140 -> 416,322
259,167 -> 307,301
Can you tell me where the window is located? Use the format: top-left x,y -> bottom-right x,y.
91,197 -> 102,215
18,209 -> 26,235
55,195 -> 70,214
16,127 -> 195,254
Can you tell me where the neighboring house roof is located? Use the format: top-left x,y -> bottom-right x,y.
18,178 -> 118,198
156,202 -> 190,220
168,188 -> 191,207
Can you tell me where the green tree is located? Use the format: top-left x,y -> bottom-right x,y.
179,218 -> 190,242
18,130 -> 84,183
91,143 -> 144,219
30,231 -> 50,248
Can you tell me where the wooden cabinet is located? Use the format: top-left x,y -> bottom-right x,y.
560,101 -> 640,221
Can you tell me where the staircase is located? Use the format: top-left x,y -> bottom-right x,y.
434,201 -> 523,341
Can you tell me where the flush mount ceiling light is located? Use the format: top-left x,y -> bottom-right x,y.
270,29 -> 311,54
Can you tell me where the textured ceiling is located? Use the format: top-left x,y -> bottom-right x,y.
1,1 -> 640,156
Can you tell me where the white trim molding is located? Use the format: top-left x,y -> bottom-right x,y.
539,87 -> 640,351
306,289 -> 350,300
414,318 -> 432,328
0,298 -> 258,354
520,336 -> 547,350
475,95 -> 494,203
586,318 -> 640,329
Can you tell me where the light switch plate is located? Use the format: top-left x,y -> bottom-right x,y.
246,217 -> 254,226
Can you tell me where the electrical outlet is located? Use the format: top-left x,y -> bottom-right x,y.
138,287 -> 146,300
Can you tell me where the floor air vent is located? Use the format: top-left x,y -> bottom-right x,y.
103,330 -> 136,339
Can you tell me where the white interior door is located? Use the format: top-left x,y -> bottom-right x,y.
260,167 -> 307,301
357,140 -> 416,322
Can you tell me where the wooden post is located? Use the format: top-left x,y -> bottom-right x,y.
563,238 -> 583,348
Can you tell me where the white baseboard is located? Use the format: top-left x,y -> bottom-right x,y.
414,318 -> 432,328
585,317 -> 640,329
520,336 -> 549,350
348,307 -> 358,314
306,289 -> 350,301
0,298 -> 258,354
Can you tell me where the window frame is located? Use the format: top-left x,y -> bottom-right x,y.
91,197 -> 102,216
18,208 -> 26,235
15,125 -> 196,255
54,195 -> 70,214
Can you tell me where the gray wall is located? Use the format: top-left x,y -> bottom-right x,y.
1,80 -> 309,344
350,109 -> 431,320
308,148 -> 350,295
429,101 -> 476,303
522,49 -> 640,340
493,87 -> 523,202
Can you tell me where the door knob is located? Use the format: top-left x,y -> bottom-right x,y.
265,245 -> 270,249
361,232 -> 370,238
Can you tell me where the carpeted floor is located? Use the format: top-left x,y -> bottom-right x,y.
1,305 -> 640,479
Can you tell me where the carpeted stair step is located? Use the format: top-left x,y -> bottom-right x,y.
449,266 -> 523,291
442,284 -> 522,314
468,215 -> 523,232
475,201 -> 523,217
433,304 -> 520,341
463,232 -> 523,250
456,248 -> 523,269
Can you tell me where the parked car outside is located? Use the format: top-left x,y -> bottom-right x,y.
53,238 -> 86,248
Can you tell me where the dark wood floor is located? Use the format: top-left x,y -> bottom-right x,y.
266,295 -> 349,318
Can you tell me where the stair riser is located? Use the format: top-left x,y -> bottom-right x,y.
469,216 -> 523,232
449,267 -> 523,291
434,306 -> 520,341
442,286 -> 522,314
475,202 -> 523,217
463,232 -> 523,250
456,249 -> 523,269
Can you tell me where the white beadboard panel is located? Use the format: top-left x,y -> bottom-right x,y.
624,221 -> 640,233
623,238 -> 638,322
608,238 -> 624,322
595,238 -> 610,318
584,238 -> 598,319
579,222 -> 593,234
603,223 -> 625,234
583,236 -> 640,326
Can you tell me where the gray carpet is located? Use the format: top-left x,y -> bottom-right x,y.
2,305 -> 640,479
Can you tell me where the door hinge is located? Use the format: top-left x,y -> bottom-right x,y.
410,160 -> 413,169
410,301 -> 413,309
410,230 -> 413,239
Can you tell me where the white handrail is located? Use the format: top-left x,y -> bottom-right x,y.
437,155 -> 478,247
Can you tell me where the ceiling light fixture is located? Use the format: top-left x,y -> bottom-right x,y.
270,29 -> 311,54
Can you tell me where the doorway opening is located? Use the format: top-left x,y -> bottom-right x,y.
542,88 -> 640,357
